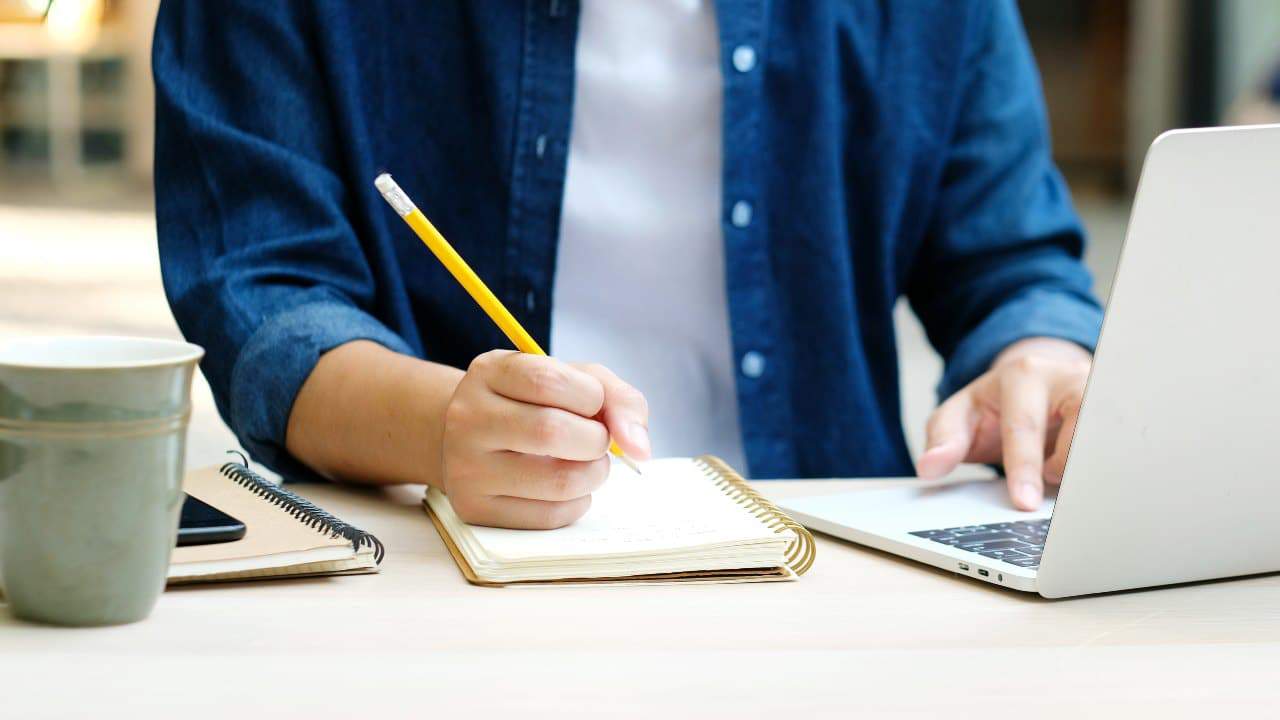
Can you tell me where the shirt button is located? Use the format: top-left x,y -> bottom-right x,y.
730,200 -> 753,228
732,45 -> 757,73
740,351 -> 766,379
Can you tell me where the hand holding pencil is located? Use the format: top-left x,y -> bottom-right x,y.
375,173 -> 650,529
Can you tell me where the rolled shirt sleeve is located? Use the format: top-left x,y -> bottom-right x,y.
906,0 -> 1104,400
941,286 -> 1104,400
229,302 -> 412,475
152,1 -> 410,477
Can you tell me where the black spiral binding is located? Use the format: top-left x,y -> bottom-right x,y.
219,451 -> 385,564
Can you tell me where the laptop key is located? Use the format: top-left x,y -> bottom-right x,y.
953,531 -> 1020,545
1003,557 -> 1040,568
958,538 -> 1028,551
909,530 -> 953,539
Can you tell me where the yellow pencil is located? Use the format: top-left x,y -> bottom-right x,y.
374,173 -> 641,474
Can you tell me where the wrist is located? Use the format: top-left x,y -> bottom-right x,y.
406,357 -> 465,489
993,337 -> 1092,369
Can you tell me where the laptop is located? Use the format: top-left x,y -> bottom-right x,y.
779,124 -> 1280,598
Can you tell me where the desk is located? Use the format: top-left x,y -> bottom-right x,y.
4,478 -> 1279,717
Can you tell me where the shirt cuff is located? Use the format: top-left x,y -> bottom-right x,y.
938,288 -> 1104,400
228,300 -> 414,480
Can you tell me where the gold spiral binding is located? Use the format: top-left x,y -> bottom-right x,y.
694,455 -> 816,576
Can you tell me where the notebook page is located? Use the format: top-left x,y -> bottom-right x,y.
466,458 -> 780,561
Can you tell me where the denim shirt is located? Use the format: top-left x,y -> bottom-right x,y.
153,0 -> 1102,481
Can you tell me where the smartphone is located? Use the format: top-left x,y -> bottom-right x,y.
178,494 -> 246,546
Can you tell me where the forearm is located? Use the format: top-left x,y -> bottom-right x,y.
285,340 -> 463,488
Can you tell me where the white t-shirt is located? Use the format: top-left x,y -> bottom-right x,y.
551,0 -> 747,472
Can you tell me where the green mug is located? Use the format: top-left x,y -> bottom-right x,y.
0,336 -> 203,626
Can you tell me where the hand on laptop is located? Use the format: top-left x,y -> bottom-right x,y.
440,350 -> 651,529
915,338 -> 1092,511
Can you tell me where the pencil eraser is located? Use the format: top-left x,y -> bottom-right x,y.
373,173 -> 416,217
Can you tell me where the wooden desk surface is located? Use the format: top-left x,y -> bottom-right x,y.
5,478 -> 1280,718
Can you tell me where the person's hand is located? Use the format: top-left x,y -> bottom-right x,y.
916,338 -> 1092,510
440,350 -> 651,529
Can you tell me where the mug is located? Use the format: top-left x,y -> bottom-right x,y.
0,336 -> 203,626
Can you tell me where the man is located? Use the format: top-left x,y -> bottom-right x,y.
154,1 -> 1101,529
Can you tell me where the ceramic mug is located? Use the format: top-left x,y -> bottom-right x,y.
0,336 -> 203,626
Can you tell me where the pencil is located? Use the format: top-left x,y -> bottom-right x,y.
374,173 -> 642,474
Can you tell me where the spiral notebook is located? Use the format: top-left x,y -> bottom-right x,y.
424,456 -> 815,586
169,460 -> 384,585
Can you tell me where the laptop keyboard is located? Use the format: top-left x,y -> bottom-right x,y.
909,519 -> 1050,568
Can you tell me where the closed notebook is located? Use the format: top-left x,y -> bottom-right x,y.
424,456 -> 815,586
170,461 -> 384,584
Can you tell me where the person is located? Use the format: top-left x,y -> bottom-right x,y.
153,1 -> 1102,529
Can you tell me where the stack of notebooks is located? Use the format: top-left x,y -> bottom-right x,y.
170,461 -> 383,584
425,456 -> 815,586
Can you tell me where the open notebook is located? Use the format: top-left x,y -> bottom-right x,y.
170,461 -> 383,584
424,456 -> 815,586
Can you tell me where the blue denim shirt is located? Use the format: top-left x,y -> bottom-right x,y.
153,0 -> 1102,481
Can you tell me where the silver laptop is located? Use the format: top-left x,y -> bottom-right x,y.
780,124 -> 1280,598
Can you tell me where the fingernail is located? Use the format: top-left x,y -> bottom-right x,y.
1017,481 -> 1042,508
628,422 -> 651,457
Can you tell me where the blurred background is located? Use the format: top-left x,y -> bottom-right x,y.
1,0 -> 1279,471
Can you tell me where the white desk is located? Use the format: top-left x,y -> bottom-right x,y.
5,477 -> 1280,718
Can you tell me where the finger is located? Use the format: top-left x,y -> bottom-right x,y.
473,392 -> 611,461
451,493 -> 592,530
918,385 -> 982,479
1044,389 -> 1084,485
478,351 -> 606,418
573,363 -> 651,460
466,452 -> 611,502
964,413 -> 1006,466
999,362 -> 1052,511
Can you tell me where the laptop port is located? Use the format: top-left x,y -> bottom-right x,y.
977,569 -> 990,577
958,562 -> 970,571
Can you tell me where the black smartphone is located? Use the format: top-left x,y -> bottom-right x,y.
178,494 -> 247,546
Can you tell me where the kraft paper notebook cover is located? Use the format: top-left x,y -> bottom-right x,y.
424,456 -> 815,586
169,460 -> 384,585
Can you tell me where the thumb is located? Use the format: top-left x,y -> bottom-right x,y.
918,388 -> 979,480
573,363 -> 651,461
